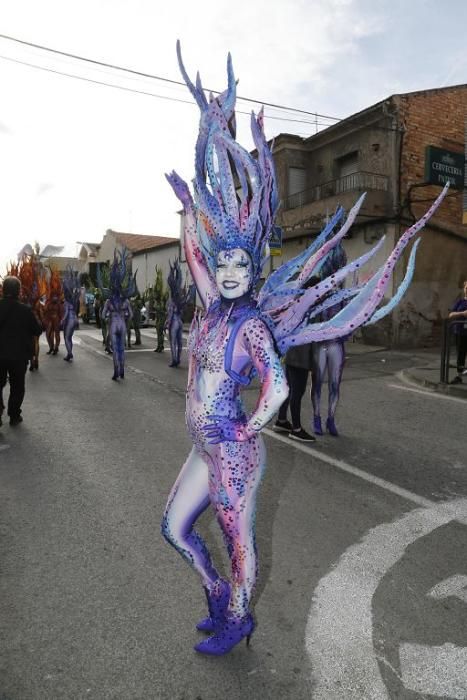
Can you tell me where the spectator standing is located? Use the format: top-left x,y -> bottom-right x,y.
0,276 -> 42,426
273,343 -> 316,442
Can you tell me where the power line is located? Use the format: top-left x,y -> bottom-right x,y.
0,33 -> 341,122
0,54 -> 332,129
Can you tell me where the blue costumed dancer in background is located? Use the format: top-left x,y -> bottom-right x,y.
166,259 -> 194,367
100,249 -> 135,381
62,266 -> 80,362
309,242 -> 348,436
161,42 -> 448,657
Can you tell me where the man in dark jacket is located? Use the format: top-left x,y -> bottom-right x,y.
0,276 -> 42,426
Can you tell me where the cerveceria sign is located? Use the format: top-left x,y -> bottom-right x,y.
424,145 -> 465,190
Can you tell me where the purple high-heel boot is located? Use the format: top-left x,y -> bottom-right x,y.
326,416 -> 339,436
194,611 -> 255,655
313,415 -> 323,435
196,579 -> 231,633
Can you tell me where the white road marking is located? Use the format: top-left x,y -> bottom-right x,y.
429,575 -> 467,604
0,444 -> 11,452
399,643 -> 467,698
306,498 -> 467,699
263,427 -> 433,508
388,382 -> 467,404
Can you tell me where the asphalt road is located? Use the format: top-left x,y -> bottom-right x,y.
0,328 -> 466,700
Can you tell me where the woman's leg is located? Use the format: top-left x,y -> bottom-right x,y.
162,446 -> 219,585
311,343 -> 328,418
46,324 -> 54,353
54,323 -> 60,352
327,341 -> 345,419
176,322 -> 183,365
64,321 -> 73,358
110,325 -> 121,377
169,322 -> 177,365
114,326 -> 125,377
209,437 -> 266,617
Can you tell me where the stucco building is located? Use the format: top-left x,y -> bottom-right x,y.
78,230 -> 179,293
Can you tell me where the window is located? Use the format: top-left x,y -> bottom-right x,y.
288,167 -> 306,197
336,152 -> 359,193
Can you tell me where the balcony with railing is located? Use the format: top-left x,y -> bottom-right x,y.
283,171 -> 389,211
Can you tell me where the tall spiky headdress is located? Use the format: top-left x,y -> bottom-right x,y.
98,247 -> 137,300
171,41 -> 278,281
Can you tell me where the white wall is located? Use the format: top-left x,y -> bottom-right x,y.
132,243 -> 181,293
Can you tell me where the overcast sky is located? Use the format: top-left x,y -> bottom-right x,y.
1,0 -> 467,274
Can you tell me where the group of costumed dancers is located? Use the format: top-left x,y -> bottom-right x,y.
159,43 -> 448,656
5,257 -> 80,368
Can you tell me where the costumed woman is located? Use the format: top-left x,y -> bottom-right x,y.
62,266 -> 80,362
166,258 -> 194,367
44,266 -> 63,356
161,43 -> 448,656
100,249 -> 134,381
310,241 -> 349,437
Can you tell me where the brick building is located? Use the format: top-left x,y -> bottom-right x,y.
272,84 -> 467,348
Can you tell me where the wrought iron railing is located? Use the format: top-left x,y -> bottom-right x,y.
283,171 -> 389,211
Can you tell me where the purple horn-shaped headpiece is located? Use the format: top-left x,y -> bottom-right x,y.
176,41 -> 279,281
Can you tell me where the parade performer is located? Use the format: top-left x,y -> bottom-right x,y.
127,294 -> 143,348
44,266 -> 63,356
310,242 -> 348,437
152,266 -> 169,353
166,259 -> 194,367
100,249 -> 134,380
161,42 -> 448,656
61,266 -> 80,362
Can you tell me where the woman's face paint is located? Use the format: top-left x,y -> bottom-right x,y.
215,248 -> 253,300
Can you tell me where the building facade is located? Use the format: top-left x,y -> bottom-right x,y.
78,230 -> 179,293
272,84 -> 467,348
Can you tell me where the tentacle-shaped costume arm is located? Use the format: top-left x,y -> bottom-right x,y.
276,183 -> 449,351
166,171 -> 219,310
364,238 -> 420,326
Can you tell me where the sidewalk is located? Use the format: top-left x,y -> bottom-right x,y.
345,338 -> 467,399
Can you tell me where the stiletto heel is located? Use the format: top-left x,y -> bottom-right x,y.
326,416 -> 339,437
194,612 -> 255,656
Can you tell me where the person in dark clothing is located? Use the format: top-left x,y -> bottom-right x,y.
273,342 -> 316,442
0,276 -> 42,426
449,278 -> 467,384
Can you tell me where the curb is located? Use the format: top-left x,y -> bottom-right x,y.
401,368 -> 467,400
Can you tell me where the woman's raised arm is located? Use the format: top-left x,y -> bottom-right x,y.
166,171 -> 219,311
